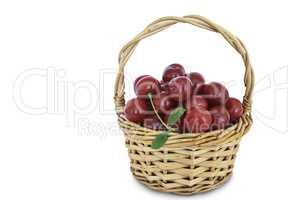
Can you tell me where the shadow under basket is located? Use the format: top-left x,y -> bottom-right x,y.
114,15 -> 254,195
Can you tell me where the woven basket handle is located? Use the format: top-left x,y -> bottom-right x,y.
114,15 -> 254,115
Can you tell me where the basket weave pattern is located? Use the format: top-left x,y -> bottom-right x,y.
114,15 -> 254,195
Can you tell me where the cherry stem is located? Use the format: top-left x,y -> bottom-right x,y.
148,93 -> 174,131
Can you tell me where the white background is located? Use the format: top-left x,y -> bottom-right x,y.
0,0 -> 298,199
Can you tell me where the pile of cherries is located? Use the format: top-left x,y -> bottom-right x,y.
124,63 -> 244,133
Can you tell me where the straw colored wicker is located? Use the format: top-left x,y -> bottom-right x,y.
114,15 -> 254,195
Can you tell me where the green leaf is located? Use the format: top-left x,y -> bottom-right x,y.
151,132 -> 169,149
167,107 -> 186,126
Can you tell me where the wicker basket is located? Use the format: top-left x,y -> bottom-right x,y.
114,15 -> 254,195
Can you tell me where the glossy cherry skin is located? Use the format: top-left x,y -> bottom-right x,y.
143,116 -> 165,131
182,108 -> 212,133
160,80 -> 169,93
195,82 -> 229,108
192,82 -> 204,95
168,76 -> 193,102
134,75 -> 149,89
124,98 -> 149,123
153,91 -> 178,115
225,98 -> 243,122
187,72 -> 205,86
185,95 -> 208,111
135,75 -> 160,96
209,106 -> 230,130
162,63 -> 186,82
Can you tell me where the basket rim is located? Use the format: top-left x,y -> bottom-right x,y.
119,112 -> 252,148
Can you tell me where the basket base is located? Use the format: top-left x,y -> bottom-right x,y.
132,171 -> 233,195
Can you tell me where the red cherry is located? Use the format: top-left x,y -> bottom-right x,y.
185,95 -> 208,111
124,98 -> 149,123
225,98 -> 243,122
168,76 -> 193,102
192,82 -> 204,95
182,108 -> 212,133
135,76 -> 160,96
162,63 -> 186,82
160,81 -> 169,92
209,106 -> 230,130
153,91 -> 178,115
213,82 -> 229,100
143,116 -> 165,131
195,82 -> 229,107
134,75 -> 149,89
187,72 -> 205,86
